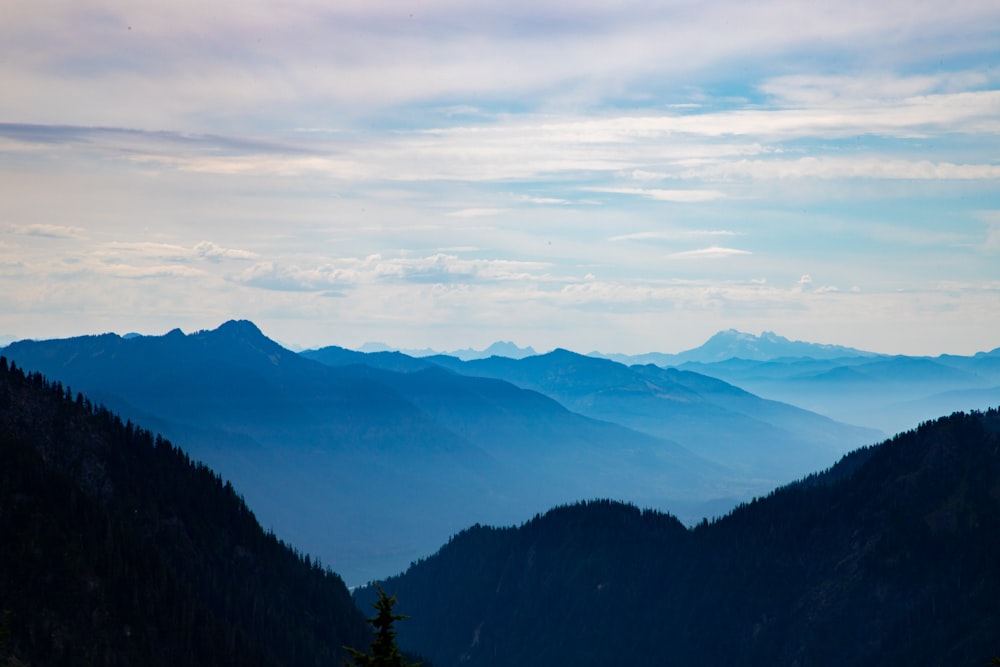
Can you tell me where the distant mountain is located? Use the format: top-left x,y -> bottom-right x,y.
2,321 -> 725,584
594,329 -> 879,365
0,357 -> 369,666
425,349 -> 880,482
679,350 -> 1000,433
358,340 -> 538,361
302,345 -> 437,373
358,409 -> 1000,667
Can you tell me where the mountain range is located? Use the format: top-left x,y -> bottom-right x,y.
344,329 -> 1000,435
358,408 -> 1000,667
407,349 -> 876,480
3,321 -> 881,584
3,322 -> 999,664
592,328 -> 881,365
678,350 -> 1000,433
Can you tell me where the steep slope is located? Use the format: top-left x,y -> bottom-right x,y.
359,409 -> 1000,667
425,349 -> 880,481
0,357 -> 370,667
3,322 -> 725,584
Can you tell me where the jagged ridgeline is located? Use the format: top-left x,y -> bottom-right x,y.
357,408 -> 1000,667
0,357 -> 369,667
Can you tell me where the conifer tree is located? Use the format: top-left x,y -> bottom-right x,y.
344,586 -> 420,667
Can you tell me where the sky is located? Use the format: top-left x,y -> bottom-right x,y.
1,0 -> 999,356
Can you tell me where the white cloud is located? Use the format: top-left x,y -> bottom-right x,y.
98,263 -> 206,279
232,254 -> 553,292
194,241 -> 258,260
234,262 -> 359,292
514,195 -> 570,205
609,230 -> 740,242
682,156 -> 1000,181
447,208 -> 509,217
102,241 -> 257,262
667,247 -> 751,259
587,187 -> 727,203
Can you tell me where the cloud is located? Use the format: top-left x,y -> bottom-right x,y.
373,254 -> 551,284
5,0 -> 997,128
194,241 -> 258,261
587,187 -> 727,203
98,263 -> 205,279
985,224 -> 1000,254
610,230 -> 740,242
2,1 -> 999,356
667,247 -> 751,259
447,208 -> 509,217
232,254 -> 552,292
6,224 -> 85,239
514,195 -> 570,205
681,156 -> 1000,181
233,262 -> 359,292
102,241 -> 257,262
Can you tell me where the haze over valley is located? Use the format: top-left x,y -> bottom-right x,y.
4,322 -> 998,585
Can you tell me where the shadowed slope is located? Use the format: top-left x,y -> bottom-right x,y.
359,408 -> 1000,667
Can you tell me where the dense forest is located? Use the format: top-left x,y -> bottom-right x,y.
359,408 -> 1000,667
0,357 -> 370,666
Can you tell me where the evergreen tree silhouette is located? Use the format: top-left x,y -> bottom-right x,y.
344,585 -> 420,667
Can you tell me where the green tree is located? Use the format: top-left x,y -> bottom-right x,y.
344,586 -> 420,667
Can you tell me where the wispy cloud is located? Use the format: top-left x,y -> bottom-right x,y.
587,188 -> 727,203
609,230 -> 741,242
6,224 -> 86,239
97,263 -> 206,279
101,241 -> 257,262
232,254 -> 553,292
447,208 -> 509,217
667,247 -> 752,259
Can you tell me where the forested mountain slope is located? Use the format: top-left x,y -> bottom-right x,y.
2,321 -> 724,583
0,357 -> 369,666
360,408 -> 1000,667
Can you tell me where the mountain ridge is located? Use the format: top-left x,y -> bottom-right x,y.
358,407 -> 1000,667
2,321 -> 740,583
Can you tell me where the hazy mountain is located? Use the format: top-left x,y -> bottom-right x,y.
2,321 -> 727,584
593,328 -> 880,366
358,340 -> 538,360
358,408 -> 1000,667
679,349 -> 1000,433
302,345 -> 437,373
0,357 -> 370,666
424,349 -> 881,482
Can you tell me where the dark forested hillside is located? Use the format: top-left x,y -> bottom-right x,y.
0,357 -> 369,667
359,409 -> 1000,667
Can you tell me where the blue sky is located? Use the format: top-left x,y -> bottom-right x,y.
1,0 -> 998,355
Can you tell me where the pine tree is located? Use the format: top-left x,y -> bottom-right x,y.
344,586 -> 420,667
